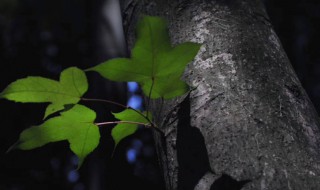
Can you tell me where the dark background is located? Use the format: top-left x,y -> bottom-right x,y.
0,0 -> 319,189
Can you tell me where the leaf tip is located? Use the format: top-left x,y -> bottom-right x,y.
74,157 -> 84,170
75,164 -> 82,171
111,145 -> 117,158
6,141 -> 20,154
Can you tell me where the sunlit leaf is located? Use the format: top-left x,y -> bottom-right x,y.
15,104 -> 99,168
112,109 -> 151,147
0,67 -> 88,118
87,16 -> 201,99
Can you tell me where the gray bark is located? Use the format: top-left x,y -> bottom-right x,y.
123,0 -> 320,189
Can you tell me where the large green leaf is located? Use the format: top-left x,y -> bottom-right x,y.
112,109 -> 151,147
0,67 -> 88,118
87,16 -> 201,99
16,104 -> 99,168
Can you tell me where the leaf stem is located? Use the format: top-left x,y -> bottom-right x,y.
95,120 -> 151,127
157,97 -> 164,122
81,97 -> 156,128
146,77 -> 154,119
95,120 -> 163,134
81,98 -> 128,109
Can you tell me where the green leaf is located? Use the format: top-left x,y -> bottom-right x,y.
87,16 -> 201,99
0,67 -> 88,118
111,109 -> 151,147
16,104 -> 99,168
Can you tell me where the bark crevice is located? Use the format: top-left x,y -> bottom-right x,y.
210,174 -> 251,190
176,95 -> 212,190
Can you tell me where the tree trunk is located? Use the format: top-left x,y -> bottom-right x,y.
123,0 -> 320,189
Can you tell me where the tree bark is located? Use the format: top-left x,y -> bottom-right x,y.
123,0 -> 320,189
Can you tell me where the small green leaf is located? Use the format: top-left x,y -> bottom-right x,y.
16,104 -> 99,168
0,67 -> 88,118
111,109 -> 151,147
87,16 -> 201,99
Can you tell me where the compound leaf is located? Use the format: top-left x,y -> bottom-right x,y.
16,104 -> 99,168
111,109 -> 151,147
87,16 -> 201,99
0,67 -> 88,118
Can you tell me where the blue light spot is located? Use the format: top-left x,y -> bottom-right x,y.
127,82 -> 139,92
70,155 -> 79,166
132,139 -> 143,151
67,170 -> 79,183
127,95 -> 143,109
126,148 -> 137,164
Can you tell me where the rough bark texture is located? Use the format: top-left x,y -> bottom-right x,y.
123,0 -> 320,189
